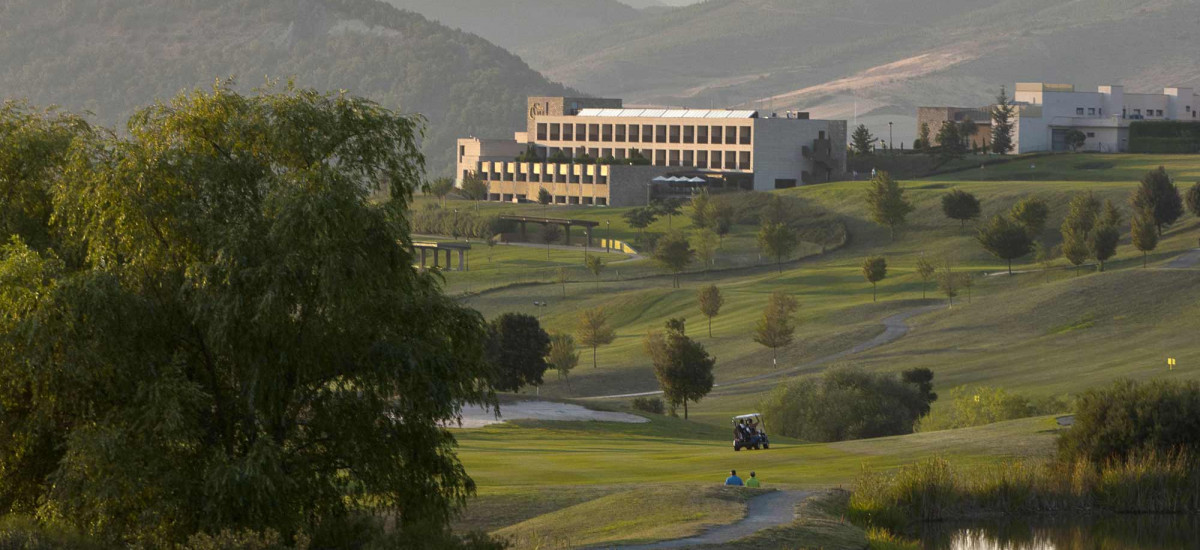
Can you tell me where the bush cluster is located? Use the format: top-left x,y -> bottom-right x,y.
917,386 -> 1071,432
1059,379 -> 1200,464
761,366 -> 933,442
849,453 -> 1200,531
631,396 -> 665,415
411,206 -> 512,239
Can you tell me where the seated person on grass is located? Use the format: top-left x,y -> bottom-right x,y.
724,469 -> 744,486
745,471 -> 761,488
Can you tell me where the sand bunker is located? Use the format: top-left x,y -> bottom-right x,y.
452,400 -> 648,428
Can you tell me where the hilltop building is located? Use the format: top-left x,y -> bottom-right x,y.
920,83 -> 1200,154
456,96 -> 847,207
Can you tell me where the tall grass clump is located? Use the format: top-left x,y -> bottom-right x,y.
917,385 -> 1071,432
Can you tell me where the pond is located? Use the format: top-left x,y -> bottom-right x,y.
913,515 -> 1200,549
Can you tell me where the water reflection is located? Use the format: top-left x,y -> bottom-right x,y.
915,515 -> 1200,549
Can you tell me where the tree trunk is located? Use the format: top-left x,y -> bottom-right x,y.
1143,251 -> 1148,268
708,316 -> 713,338
1008,259 -> 1013,275
592,346 -> 597,369
683,400 -> 688,420
872,282 -> 877,302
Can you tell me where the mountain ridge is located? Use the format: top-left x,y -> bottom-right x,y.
0,0 -> 576,175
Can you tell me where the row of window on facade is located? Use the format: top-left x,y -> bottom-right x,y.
539,147 -> 752,170
1072,106 -> 1198,119
489,193 -> 609,206
535,122 -> 753,146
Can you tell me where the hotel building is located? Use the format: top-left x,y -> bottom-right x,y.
456,96 -> 847,207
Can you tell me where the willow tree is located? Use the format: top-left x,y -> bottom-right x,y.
0,85 -> 496,545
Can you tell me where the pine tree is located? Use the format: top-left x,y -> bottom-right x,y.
990,86 -> 1015,154
1130,167 -> 1184,235
851,124 -> 877,155
918,122 -> 932,154
936,121 -> 964,162
866,171 -> 916,241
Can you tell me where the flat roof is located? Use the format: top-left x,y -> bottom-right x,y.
576,108 -> 759,119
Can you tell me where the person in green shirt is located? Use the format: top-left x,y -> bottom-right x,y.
745,471 -> 761,488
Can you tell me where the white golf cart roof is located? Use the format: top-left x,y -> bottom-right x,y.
732,413 -> 762,420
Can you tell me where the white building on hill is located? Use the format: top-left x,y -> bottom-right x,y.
1012,83 -> 1200,153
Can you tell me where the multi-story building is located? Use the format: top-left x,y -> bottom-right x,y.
456,96 -> 847,207
920,83 -> 1200,154
1010,83 -> 1199,153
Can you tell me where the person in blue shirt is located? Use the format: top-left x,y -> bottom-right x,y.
724,469 -> 744,486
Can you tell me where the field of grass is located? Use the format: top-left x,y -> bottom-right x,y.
446,154 -> 1200,547
493,484 -> 761,548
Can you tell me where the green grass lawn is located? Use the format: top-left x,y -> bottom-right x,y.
445,154 -> 1200,546
492,484 -> 761,548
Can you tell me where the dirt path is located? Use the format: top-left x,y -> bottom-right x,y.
1165,249 -> 1200,269
601,490 -> 812,550
581,304 -> 939,400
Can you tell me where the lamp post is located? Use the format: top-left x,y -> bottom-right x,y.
888,122 -> 894,153
453,208 -> 459,238
605,220 -> 611,253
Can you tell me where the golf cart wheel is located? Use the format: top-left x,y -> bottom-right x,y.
733,444 -> 741,452
762,443 -> 770,449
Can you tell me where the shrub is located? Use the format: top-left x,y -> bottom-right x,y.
761,366 -> 933,442
1059,379 -> 1200,464
918,386 -> 1070,431
631,397 -> 665,415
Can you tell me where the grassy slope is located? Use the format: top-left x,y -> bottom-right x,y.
459,154 -> 1200,410
493,484 -> 761,548
452,154 -> 1200,546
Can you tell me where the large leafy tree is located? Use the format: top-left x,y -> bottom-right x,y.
623,206 -> 658,244
865,171 -> 915,241
644,319 -> 715,419
1060,192 -> 1101,273
940,189 -> 981,230
696,284 -> 724,338
1130,167 -> 1185,235
977,215 -> 1034,274
1010,196 -> 1050,238
546,333 -> 580,389
990,86 -> 1015,154
0,102 -> 92,254
935,121 -> 964,162
430,176 -> 455,206
0,86 -> 498,545
1130,210 -> 1158,268
1186,181 -> 1200,217
861,256 -> 888,302
757,221 -> 798,273
753,291 -> 799,364
653,231 -> 695,288
459,171 -> 488,201
488,313 -> 552,392
1089,223 -> 1120,272
576,307 -> 616,369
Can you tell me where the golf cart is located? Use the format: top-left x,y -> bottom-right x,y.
732,413 -> 769,451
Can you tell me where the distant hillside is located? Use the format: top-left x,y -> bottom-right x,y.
381,0 -> 640,51
0,0 -> 574,175
517,0 -> 1200,145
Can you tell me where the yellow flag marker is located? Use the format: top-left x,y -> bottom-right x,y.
1168,358 -> 1177,371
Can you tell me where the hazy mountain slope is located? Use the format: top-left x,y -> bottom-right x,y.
381,0 -> 640,50
0,0 -> 573,175
518,0 -> 1200,143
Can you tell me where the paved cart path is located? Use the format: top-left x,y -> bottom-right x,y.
597,490 -> 812,550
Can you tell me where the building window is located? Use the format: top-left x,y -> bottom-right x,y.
1086,132 -> 1095,138
1076,107 -> 1085,115
1087,108 -> 1095,116
1157,110 -> 1164,116
1133,109 -> 1141,116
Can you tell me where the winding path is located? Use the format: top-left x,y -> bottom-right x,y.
581,305 -> 940,400
598,490 -> 812,550
1165,248 -> 1200,269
